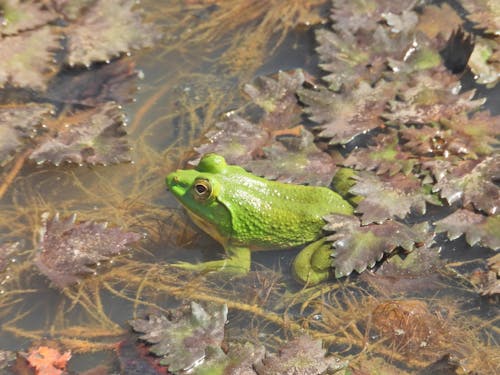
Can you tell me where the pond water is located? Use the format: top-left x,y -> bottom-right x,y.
0,1 -> 498,374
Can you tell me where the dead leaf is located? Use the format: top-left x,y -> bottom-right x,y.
35,212 -> 141,288
65,0 -> 159,67
0,0 -> 57,35
434,209 -> 500,250
0,26 -> 60,90
26,346 -> 71,375
30,102 -> 133,166
468,36 -> 500,88
324,215 -> 430,277
462,0 -> 500,35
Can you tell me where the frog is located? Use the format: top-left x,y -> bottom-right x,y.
166,153 -> 354,285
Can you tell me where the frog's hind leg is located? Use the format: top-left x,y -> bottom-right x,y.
172,246 -> 251,274
292,238 -> 331,285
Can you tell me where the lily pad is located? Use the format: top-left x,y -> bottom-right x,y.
65,0 -> 159,67
343,131 -> 416,175
35,212 -> 141,288
0,103 -> 54,165
0,26 -> 60,90
427,155 -> 499,215
434,209 -> 500,250
253,335 -> 347,375
130,302 -> 227,373
350,171 -> 437,224
30,102 -> 133,166
324,215 -> 430,277
0,0 -> 57,35
299,80 -> 395,144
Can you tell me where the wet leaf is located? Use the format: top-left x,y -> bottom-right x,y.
244,127 -> 337,186
25,346 -> 71,375
52,0 -> 97,21
0,103 -> 54,165
117,337 -> 169,375
46,59 -> 140,107
30,102 -> 133,166
343,131 -> 416,175
130,302 -> 227,373
462,0 -> 500,35
253,335 -> 347,375
0,241 -> 19,273
0,0 -> 57,35
434,209 -> 500,250
362,246 -> 444,295
427,156 -> 500,215
479,253 -> 500,296
468,36 -> 500,88
35,212 -> 141,288
384,69 -> 485,126
299,80 -> 395,144
324,215 -> 430,277
416,4 -> 463,42
350,172 -> 436,224
65,0 -> 159,67
0,26 -> 60,90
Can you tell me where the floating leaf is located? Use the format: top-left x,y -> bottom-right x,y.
0,103 -> 54,165
30,102 -> 132,166
0,242 -> 19,273
243,69 -> 305,127
0,0 -> 57,35
384,69 -> 485,126
25,346 -> 71,375
65,0 -> 159,67
253,335 -> 347,375
244,127 -> 337,186
434,209 -> 500,250
52,0 -> 97,21
0,26 -> 60,90
117,337 -> 170,375
324,215 -> 429,277
468,36 -> 500,88
350,172 -> 436,224
35,213 -> 141,288
416,3 -> 463,42
362,246 -> 443,295
46,59 -> 140,106
299,80 -> 395,144
0,350 -> 16,370
330,0 -> 417,34
343,131 -> 416,175
130,302 -> 227,373
462,0 -> 500,35
427,156 -> 499,215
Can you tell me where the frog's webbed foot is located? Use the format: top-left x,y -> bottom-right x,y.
171,246 -> 251,274
292,238 -> 331,286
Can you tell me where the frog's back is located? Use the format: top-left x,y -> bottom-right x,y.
218,171 -> 353,250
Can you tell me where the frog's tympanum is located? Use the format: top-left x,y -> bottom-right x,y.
166,154 -> 354,285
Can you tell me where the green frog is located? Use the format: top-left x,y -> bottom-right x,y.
166,153 -> 354,285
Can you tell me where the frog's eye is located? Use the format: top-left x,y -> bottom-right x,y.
193,179 -> 212,201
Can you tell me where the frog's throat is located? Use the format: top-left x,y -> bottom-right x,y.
186,210 -> 230,248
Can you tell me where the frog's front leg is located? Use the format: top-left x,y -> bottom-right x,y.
292,238 -> 331,285
173,246 -> 251,274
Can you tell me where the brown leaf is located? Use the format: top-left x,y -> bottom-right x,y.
0,26 -> 60,90
26,346 -> 71,375
65,0 -> 159,67
434,209 -> 500,250
35,213 -> 141,288
30,102 -> 133,166
463,0 -> 500,35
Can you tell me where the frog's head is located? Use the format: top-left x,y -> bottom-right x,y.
166,154 -> 233,243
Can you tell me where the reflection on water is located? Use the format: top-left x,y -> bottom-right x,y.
0,0 -> 498,373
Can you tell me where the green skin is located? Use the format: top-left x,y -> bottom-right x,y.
166,153 -> 354,285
